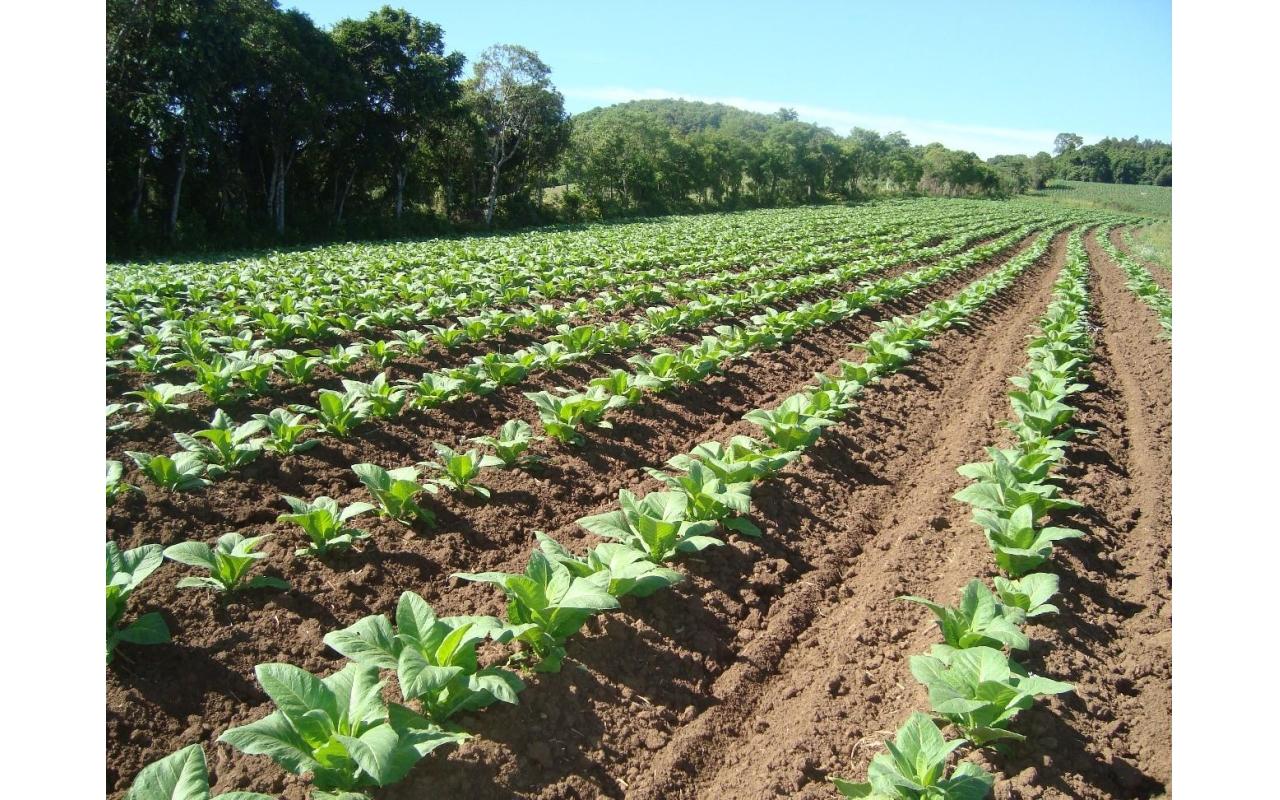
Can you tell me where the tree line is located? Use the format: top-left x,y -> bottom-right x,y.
108,0 -> 566,255
107,1 -> 1172,257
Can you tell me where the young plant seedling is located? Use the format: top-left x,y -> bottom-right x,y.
219,662 -> 467,794
993,573 -> 1061,622
252,408 -> 318,455
910,645 -> 1073,746
324,591 -> 529,723
424,444 -> 503,500
469,419 -> 545,469
536,532 -> 684,599
898,578 -> 1029,652
577,489 -> 723,563
278,495 -> 375,556
351,463 -> 438,526
163,532 -> 289,594
173,409 -> 265,478
107,542 -> 170,663
291,388 -> 371,438
455,551 -> 619,672
829,712 -> 993,800
124,382 -> 198,415
644,461 -> 760,537
126,450 -> 212,492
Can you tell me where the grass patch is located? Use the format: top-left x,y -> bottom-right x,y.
1020,179 -> 1171,218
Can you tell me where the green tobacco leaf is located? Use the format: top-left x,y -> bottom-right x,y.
124,743 -> 208,800
118,613 -> 171,645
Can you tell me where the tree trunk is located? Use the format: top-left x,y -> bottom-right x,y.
484,164 -> 501,228
130,151 -> 147,225
275,168 -> 286,235
266,154 -> 279,228
167,148 -> 186,239
395,168 -> 407,220
334,172 -> 353,224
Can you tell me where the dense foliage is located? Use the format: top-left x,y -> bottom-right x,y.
107,2 -> 1169,256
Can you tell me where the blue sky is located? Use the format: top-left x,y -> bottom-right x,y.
286,0 -> 1171,157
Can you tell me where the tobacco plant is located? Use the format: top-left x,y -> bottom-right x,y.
123,742 -> 273,800
343,374 -> 405,418
424,444 -> 503,499
324,591 -> 528,723
974,503 -> 1083,577
351,463 -> 437,525
668,436 -> 800,483
525,388 -> 627,445
993,573 -> 1060,621
577,489 -> 722,563
253,408 -> 318,455
107,459 -> 137,506
644,461 -> 760,536
899,579 -> 1029,652
219,662 -> 467,794
470,419 -> 544,468
278,496 -> 375,556
743,393 -> 836,450
455,552 -> 619,672
273,349 -> 322,384
107,542 -> 170,663
127,451 -> 212,491
292,388 -> 371,438
163,532 -> 289,594
125,382 -> 198,415
172,410 -> 264,477
536,532 -> 684,599
830,712 -> 993,800
402,373 -> 463,409
910,646 -> 1073,746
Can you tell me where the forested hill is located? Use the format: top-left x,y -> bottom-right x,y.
105,1 -> 1169,257
563,98 -> 1036,215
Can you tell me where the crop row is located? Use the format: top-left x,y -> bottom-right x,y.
1094,227 -> 1171,334
829,227 -> 1095,798
111,226 -> 1057,799
107,203 -> 1022,355
520,222 -> 1059,442
107,202 -> 1043,340
104,207 -> 1016,411
107,219 -> 1047,502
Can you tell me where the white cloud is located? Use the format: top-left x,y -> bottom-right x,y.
562,86 -> 1090,158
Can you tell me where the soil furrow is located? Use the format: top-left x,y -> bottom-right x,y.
376,232 -> 1067,800
975,228 -> 1172,799
618,232 -> 1071,800
106,231 -> 1051,798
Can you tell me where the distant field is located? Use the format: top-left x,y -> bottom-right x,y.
1022,179 -> 1172,218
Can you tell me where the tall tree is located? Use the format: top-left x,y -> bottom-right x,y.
1053,132 -> 1084,156
240,6 -> 349,235
469,45 -> 568,227
332,7 -> 464,221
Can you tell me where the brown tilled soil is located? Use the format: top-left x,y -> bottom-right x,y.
106,227 -> 1173,800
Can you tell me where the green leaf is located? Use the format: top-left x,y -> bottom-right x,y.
324,615 -> 400,669
218,711 -> 319,775
253,663 -> 337,743
829,777 -> 875,798
337,726 -> 419,787
398,648 -> 465,700
118,613 -> 171,645
163,542 -> 217,571
124,743 -> 208,800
